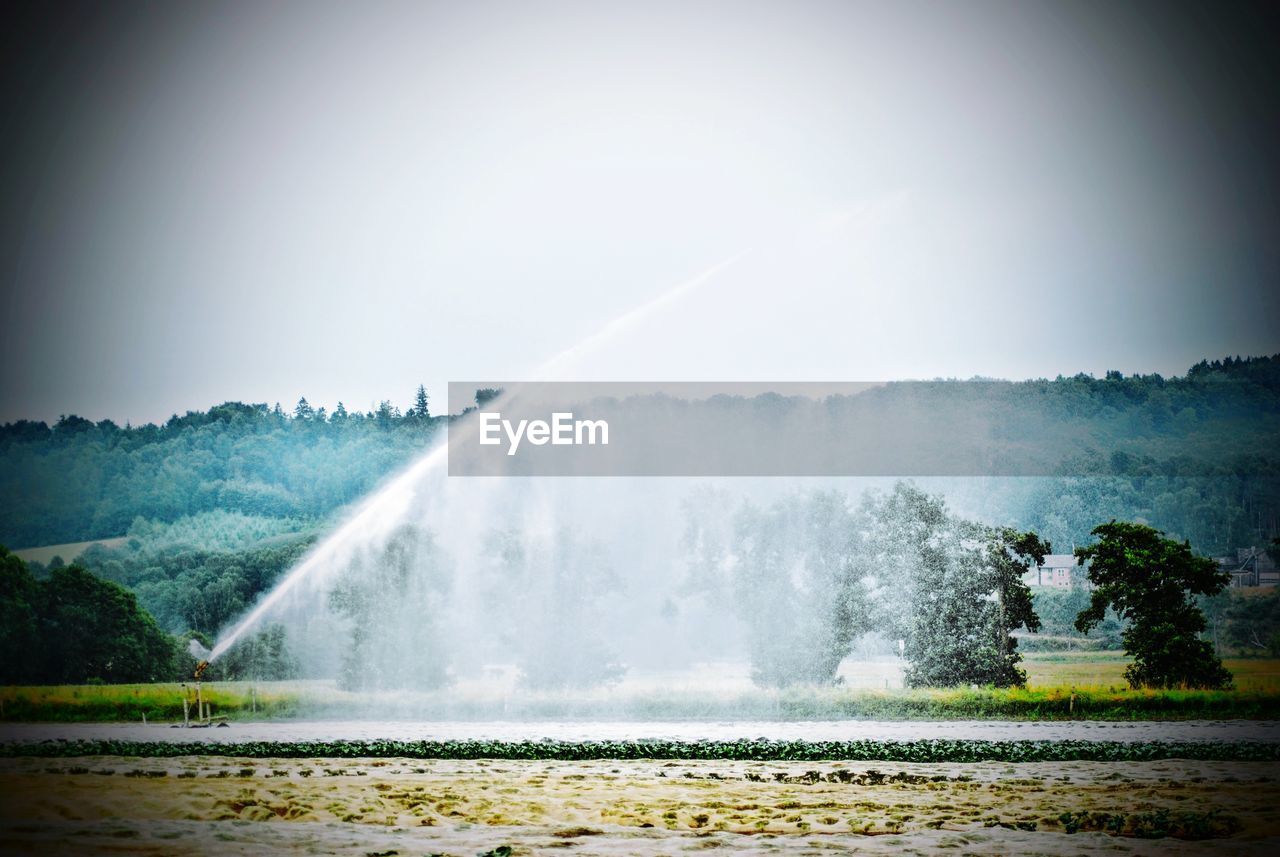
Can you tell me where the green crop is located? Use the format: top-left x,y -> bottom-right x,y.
1,738 -> 1276,762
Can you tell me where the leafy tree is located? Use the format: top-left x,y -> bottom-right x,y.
879,486 -> 1044,688
978,527 -> 1048,685
1075,521 -> 1232,689
475,388 -> 504,408
207,624 -> 297,681
37,564 -> 177,683
374,400 -> 400,429
0,546 -> 42,683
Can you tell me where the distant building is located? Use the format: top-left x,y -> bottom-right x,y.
1219,547 -> 1278,588
1022,554 -> 1085,588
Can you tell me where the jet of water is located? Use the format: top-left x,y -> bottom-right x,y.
207,254 -> 744,662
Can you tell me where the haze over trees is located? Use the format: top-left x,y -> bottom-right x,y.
481,527 -> 625,690
684,484 -> 1048,689
328,523 -> 452,691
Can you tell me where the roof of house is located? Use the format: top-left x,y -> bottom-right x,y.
1039,554 -> 1079,568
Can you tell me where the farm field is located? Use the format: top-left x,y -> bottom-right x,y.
1,755 -> 1277,855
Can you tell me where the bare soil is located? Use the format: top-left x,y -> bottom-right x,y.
2,756 -> 1278,855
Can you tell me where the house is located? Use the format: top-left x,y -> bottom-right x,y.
1220,547 -> 1278,588
1022,553 -> 1084,588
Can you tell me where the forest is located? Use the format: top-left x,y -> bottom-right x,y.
1,359 -> 1279,686
0,389 -> 439,548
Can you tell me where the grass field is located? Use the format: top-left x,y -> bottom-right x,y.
10,537 -> 125,564
2,655 -> 1278,723
1024,653 -> 1280,691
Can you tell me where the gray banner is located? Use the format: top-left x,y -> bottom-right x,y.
446,381 -> 1276,477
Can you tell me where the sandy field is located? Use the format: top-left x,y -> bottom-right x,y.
2,756 -> 1279,855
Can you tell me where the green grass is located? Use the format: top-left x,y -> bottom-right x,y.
2,738 -> 1276,762
3,656 -> 1277,723
2,679 -> 1278,723
0,682 -> 302,723
1023,653 -> 1280,692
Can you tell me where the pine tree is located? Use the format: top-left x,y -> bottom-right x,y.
411,385 -> 430,420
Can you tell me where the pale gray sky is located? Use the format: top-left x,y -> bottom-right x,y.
2,0 -> 1277,424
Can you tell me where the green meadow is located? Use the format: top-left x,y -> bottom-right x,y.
3,655 -> 1277,723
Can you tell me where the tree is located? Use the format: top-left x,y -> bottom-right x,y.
374,400 -> 400,429
880,486 -> 1044,688
474,388 -> 504,408
728,490 -> 873,687
328,524 -> 452,691
978,527 -> 1048,686
209,623 -> 297,681
293,397 -> 315,421
0,546 -> 43,683
37,564 -> 178,684
481,526 -> 624,690
1218,589 -> 1280,655
1075,521 -> 1232,689
410,385 -> 431,420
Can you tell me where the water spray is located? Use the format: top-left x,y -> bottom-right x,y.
206,254 -> 745,663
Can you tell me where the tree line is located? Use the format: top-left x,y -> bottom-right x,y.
4,360 -> 1277,555
0,387 -> 439,548
1,541 -> 301,686
0,490 -> 1240,689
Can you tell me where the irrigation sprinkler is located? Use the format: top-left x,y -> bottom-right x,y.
181,659 -> 231,727
195,660 -> 208,726
178,660 -> 212,728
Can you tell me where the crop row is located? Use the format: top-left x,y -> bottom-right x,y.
2,738 -> 1278,762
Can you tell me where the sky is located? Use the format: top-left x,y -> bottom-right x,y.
1,0 -> 1277,425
